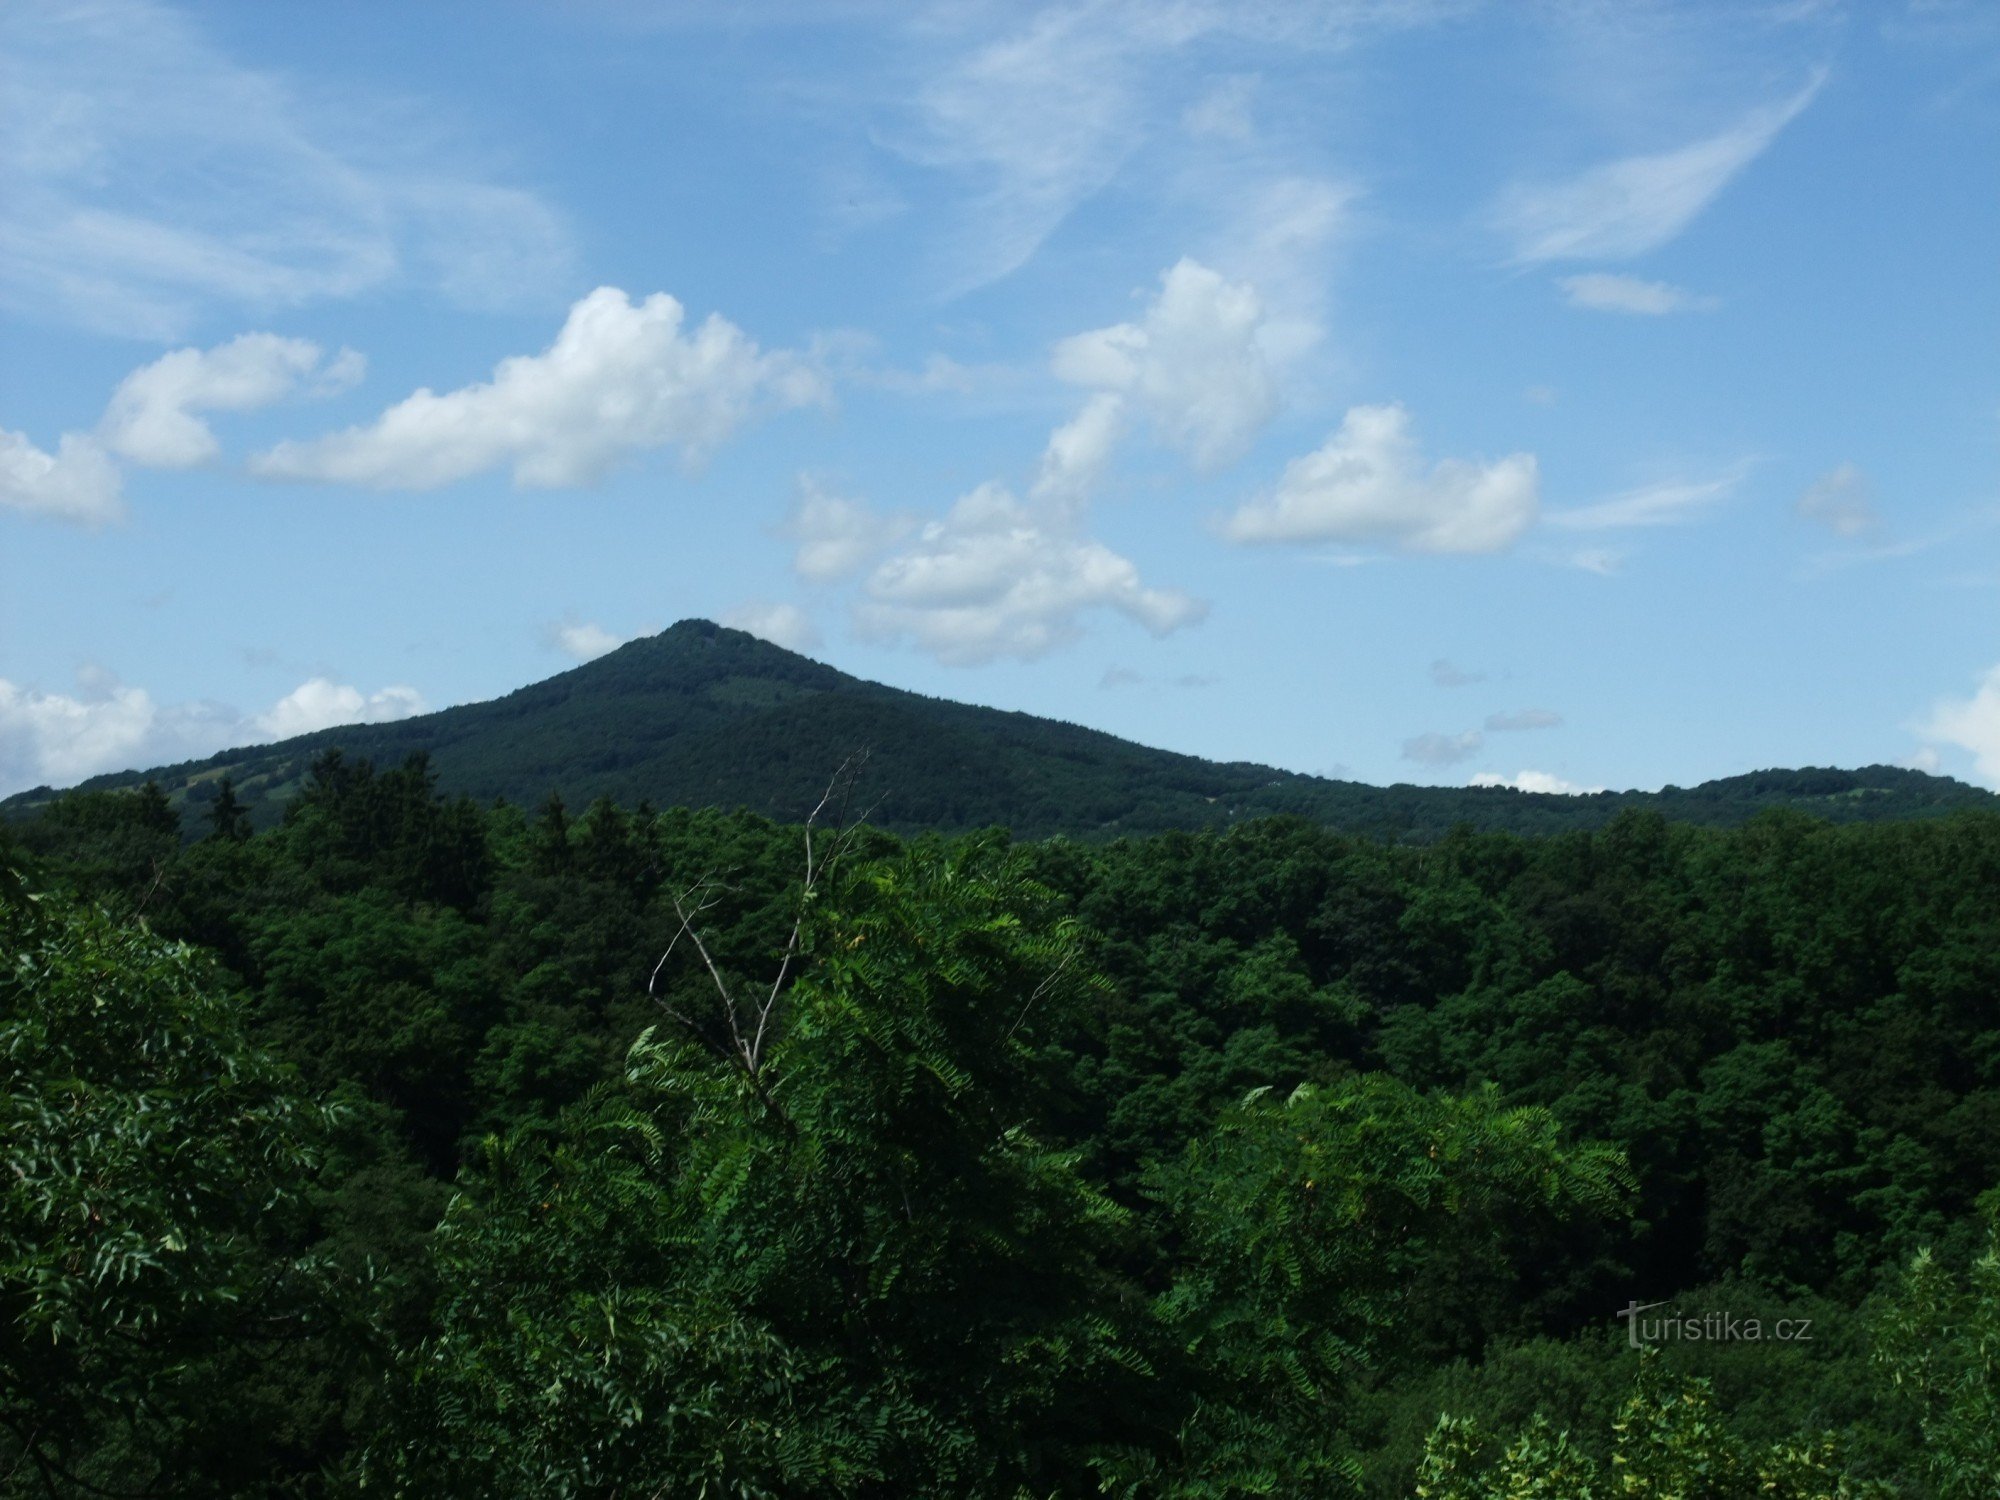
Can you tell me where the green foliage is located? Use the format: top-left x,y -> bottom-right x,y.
1871,1201 -> 2000,1499
1413,1353 -> 1894,1498
7,746 -> 1999,1492
385,837 -> 1154,1496
1126,1079 -> 1629,1494
0,868 -> 340,1493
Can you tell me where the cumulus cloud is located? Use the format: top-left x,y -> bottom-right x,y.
100,333 -> 360,467
253,679 -> 425,740
1051,258 -> 1277,472
1494,73 -> 1823,263
251,287 -> 824,490
1225,404 -> 1538,553
784,476 -> 912,582
1430,659 -> 1484,688
1919,665 -> 2000,786
545,620 -> 630,663
721,602 -> 823,654
1469,769 -> 1604,795
1402,730 -> 1484,766
1559,272 -> 1718,315
1486,708 -> 1563,732
0,429 -> 123,524
855,481 -> 1204,665
1,0 -> 573,338
0,668 -> 425,798
1545,467 -> 1745,530
1797,462 -> 1875,537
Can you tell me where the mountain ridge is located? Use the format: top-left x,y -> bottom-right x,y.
6,620 -> 1992,840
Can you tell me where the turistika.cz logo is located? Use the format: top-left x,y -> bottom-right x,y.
1616,1300 -> 1814,1349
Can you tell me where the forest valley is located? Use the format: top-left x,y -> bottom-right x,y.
4,752 -> 1998,1497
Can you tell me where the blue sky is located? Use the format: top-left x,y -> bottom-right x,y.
2,0 -> 1996,800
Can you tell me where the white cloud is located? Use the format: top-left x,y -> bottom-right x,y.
545,620 -> 629,663
1225,404 -> 1538,553
1919,665 -> 2000,786
253,679 -> 425,740
899,4 -> 1157,294
1900,746 -> 1942,774
1469,769 -> 1604,795
0,676 -> 164,794
784,475 -> 913,582
720,602 -> 822,654
1494,73 -> 1824,263
1431,659 -> 1484,688
892,2 -> 1444,293
1197,175 -> 1353,368
100,332 -> 361,467
1797,462 -> 1875,537
856,481 -> 1204,665
251,287 -> 825,490
0,0 -> 573,338
1566,547 -> 1625,575
1545,467 -> 1746,530
1051,258 -> 1277,472
1485,708 -> 1563,731
0,669 -> 425,798
1402,730 -> 1484,766
1029,392 -> 1127,509
1183,73 -> 1259,141
0,429 -> 123,524
1559,272 -> 1719,315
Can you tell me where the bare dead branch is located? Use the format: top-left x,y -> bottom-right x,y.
649,753 -> 880,1081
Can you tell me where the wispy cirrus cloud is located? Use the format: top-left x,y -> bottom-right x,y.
1,0 -> 573,339
1559,272 -> 1718,315
1493,71 -> 1825,263
884,1 -> 1451,295
1545,464 -> 1750,531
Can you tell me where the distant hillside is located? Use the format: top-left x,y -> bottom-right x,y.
5,620 -> 1993,840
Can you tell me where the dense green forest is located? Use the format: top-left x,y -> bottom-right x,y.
6,622 -> 1991,843
5,756 -> 1998,1496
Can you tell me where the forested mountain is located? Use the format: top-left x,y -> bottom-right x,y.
4,621 -> 1990,841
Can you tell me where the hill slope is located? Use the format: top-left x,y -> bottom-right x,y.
6,620 -> 1992,839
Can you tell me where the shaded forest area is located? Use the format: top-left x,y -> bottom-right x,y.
5,754 -> 1998,1496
